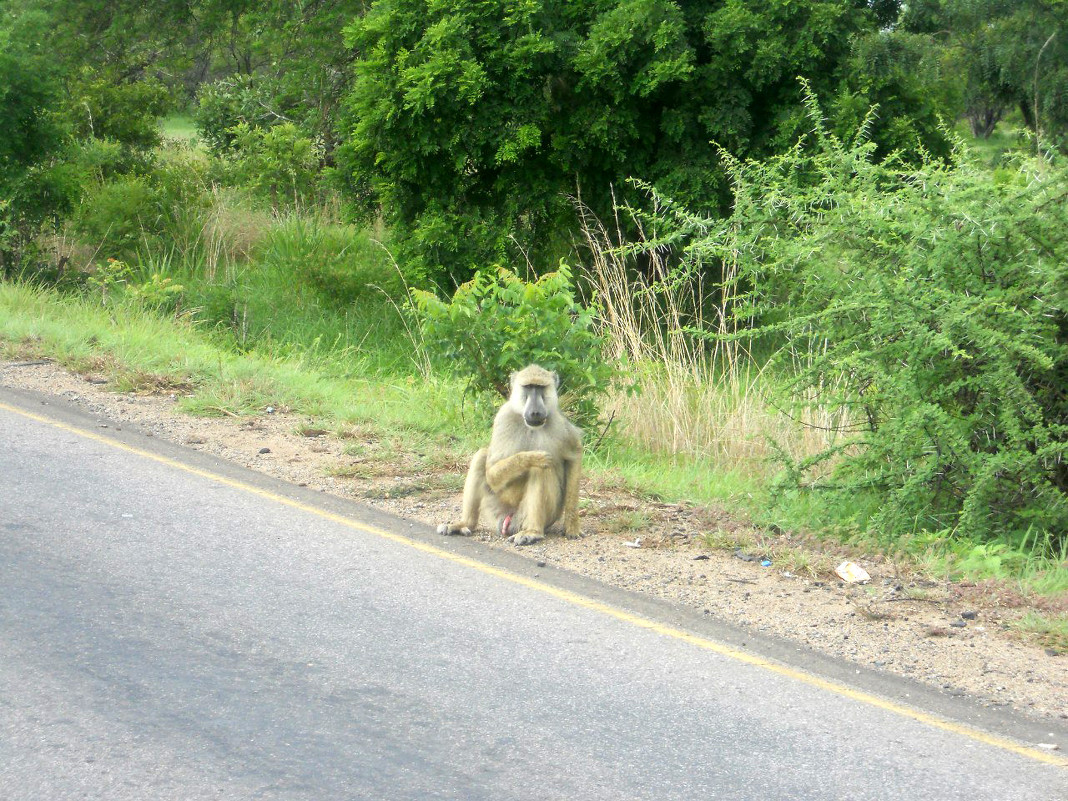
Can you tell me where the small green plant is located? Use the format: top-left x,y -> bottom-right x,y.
127,273 -> 185,312
409,263 -> 621,428
602,509 -> 652,535
86,258 -> 132,305
952,542 -> 1027,580
1013,613 -> 1068,654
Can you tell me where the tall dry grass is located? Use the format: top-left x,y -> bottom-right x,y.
200,188 -> 273,282
579,206 -> 845,480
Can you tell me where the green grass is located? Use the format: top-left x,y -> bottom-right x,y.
1013,613 -> 1068,654
587,442 -> 758,506
0,272 -> 755,509
0,281 -> 472,448
213,214 -> 413,375
160,113 -> 201,145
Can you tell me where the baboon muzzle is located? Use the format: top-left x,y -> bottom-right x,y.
523,387 -> 548,428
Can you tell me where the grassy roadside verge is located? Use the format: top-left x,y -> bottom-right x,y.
4,278 -> 1067,596
0,279 -> 761,510
5,106 -> 1067,642
0,281 -> 471,442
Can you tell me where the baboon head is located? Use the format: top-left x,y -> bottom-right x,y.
509,365 -> 559,429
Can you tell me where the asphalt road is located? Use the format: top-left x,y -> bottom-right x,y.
1,387 -> 1065,800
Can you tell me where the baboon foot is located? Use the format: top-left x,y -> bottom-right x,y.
509,528 -> 544,546
563,515 -> 581,539
437,523 -> 472,536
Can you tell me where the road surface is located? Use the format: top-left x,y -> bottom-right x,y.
1,386 -> 1065,800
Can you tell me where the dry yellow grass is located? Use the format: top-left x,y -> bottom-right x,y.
200,189 -> 272,282
579,205 -> 847,481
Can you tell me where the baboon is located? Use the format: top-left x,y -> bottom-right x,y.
438,365 -> 582,546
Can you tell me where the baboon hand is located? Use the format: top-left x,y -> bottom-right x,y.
437,522 -> 472,536
509,528 -> 545,546
521,451 -> 553,471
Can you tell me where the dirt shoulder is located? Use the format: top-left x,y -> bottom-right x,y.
3,358 -> 1066,725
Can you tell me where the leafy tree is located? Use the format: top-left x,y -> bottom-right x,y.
0,8 -> 72,273
8,0 -> 363,151
339,0 -> 886,286
2,0 -> 192,75
831,30 -> 955,160
188,0 -> 366,151
903,0 -> 1068,143
3,2 -> 176,160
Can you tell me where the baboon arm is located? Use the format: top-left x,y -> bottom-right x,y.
486,451 -> 551,494
439,448 -> 487,535
562,451 -> 582,537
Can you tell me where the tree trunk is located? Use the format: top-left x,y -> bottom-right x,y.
1019,100 -> 1036,131
967,105 -> 1004,138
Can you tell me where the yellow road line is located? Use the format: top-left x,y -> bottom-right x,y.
3,398 -> 1065,768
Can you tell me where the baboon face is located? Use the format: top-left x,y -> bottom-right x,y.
509,365 -> 559,429
520,383 -> 549,427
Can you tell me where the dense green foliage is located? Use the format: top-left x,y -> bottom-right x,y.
192,74 -> 278,153
64,71 -> 170,150
184,0 -> 365,147
70,145 -> 213,263
655,104 -> 1067,550
7,0 -> 1066,282
339,0 -> 896,285
0,10 -> 70,272
904,0 -> 1068,143
831,30 -> 955,161
410,265 -> 619,428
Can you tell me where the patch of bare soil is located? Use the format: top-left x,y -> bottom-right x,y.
3,358 -> 1066,726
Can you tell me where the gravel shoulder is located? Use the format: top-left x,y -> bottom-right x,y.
3,358 -> 1066,726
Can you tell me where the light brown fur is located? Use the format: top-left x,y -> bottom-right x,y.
438,365 -> 582,546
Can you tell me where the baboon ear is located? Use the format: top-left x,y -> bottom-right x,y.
553,371 -> 561,389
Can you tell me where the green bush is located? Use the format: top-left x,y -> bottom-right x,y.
194,75 -> 280,154
148,145 -> 215,260
260,216 -> 402,306
230,122 -> 323,210
409,264 -> 619,429
64,70 -> 170,151
72,177 -> 159,261
71,148 -> 213,263
0,11 -> 69,272
68,137 -> 131,182
654,101 -> 1067,552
